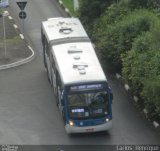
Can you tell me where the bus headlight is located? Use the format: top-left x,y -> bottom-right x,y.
105,118 -> 109,122
69,120 -> 74,126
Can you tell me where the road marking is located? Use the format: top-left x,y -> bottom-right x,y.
153,121 -> 159,128
65,8 -> 69,13
59,0 -> 63,5
133,96 -> 139,102
28,45 -> 34,52
116,73 -> 121,79
143,108 -> 148,115
13,24 -> 18,29
124,84 -> 130,91
19,34 -> 24,39
4,10 -> 9,14
8,16 -> 13,20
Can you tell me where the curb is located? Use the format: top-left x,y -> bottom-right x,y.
115,72 -> 160,129
116,72 -> 139,103
153,121 -> 159,128
0,45 -> 35,70
133,96 -> 139,103
57,0 -> 72,17
0,11 -> 35,70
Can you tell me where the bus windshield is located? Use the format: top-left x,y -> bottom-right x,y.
67,91 -> 109,120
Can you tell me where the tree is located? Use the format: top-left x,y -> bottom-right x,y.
78,0 -> 114,35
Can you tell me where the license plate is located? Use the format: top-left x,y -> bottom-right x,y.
86,128 -> 94,132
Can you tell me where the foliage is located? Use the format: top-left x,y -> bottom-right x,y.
92,2 -> 130,40
143,75 -> 160,115
93,9 -> 155,70
122,21 -> 160,116
79,0 -> 112,22
78,0 -> 114,35
127,0 -> 149,9
62,0 -> 74,16
128,0 -> 160,9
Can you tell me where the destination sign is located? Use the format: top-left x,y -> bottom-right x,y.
71,109 -> 85,113
70,84 -> 103,92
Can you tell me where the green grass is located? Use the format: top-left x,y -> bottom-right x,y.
0,36 -> 21,47
62,0 -> 75,16
0,8 -> 3,16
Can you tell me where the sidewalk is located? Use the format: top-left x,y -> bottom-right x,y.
0,10 -> 34,70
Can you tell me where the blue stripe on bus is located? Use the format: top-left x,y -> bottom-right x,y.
73,116 -> 111,127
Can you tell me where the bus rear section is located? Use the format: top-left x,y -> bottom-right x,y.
41,17 -> 113,133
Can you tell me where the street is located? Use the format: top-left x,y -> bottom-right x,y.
0,0 -> 159,145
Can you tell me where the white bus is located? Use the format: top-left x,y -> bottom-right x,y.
41,17 -> 113,133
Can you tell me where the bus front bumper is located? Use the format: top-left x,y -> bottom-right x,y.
65,121 -> 112,134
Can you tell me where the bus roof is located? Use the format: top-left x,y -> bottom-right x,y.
52,42 -> 107,85
42,18 -> 88,42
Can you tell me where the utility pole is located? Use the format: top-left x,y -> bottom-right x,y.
73,0 -> 79,12
2,11 -> 9,58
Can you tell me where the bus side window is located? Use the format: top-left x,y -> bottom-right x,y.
43,36 -> 47,52
57,73 -> 62,88
51,56 -> 57,85
52,58 -> 56,71
46,41 -> 50,56
56,72 -> 63,103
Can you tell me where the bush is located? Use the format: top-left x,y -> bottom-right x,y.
78,0 -> 113,35
92,2 -> 130,41
122,20 -> 160,116
128,0 -> 160,9
121,32 -> 152,93
128,0 -> 149,9
79,0 -> 113,22
143,75 -> 160,116
93,9 -> 155,71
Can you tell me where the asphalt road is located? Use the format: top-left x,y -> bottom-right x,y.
0,0 -> 159,146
